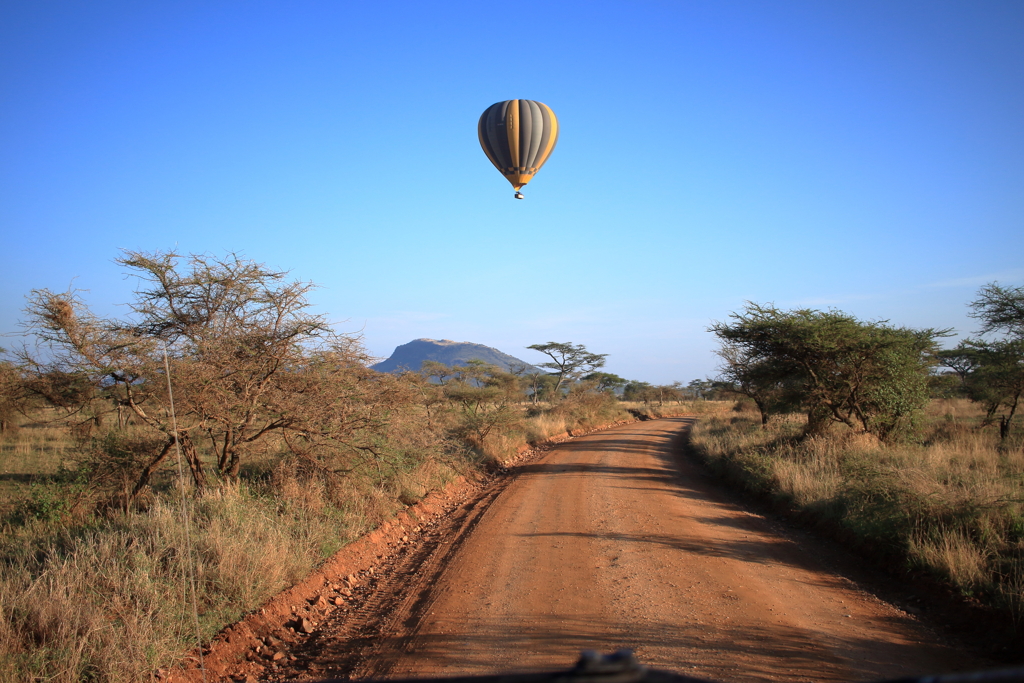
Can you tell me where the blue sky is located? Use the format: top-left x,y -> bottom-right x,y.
2,0 -> 1022,384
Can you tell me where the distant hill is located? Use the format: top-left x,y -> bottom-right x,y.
372,339 -> 544,375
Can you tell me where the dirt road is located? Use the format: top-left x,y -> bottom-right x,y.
293,418 -> 981,683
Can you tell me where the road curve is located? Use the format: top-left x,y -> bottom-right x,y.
307,418 -> 979,682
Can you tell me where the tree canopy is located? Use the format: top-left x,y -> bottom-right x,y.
711,303 -> 945,440
940,282 -> 1024,442
417,359 -> 521,448
526,342 -> 607,397
582,372 -> 627,393
14,250 -> 401,498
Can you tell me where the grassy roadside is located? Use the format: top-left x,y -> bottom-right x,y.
0,399 -> 720,683
0,436 -> 458,682
685,399 -> 1024,624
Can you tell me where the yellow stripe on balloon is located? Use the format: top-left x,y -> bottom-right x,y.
535,102 -> 558,171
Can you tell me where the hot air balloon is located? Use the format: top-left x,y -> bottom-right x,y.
478,100 -> 558,199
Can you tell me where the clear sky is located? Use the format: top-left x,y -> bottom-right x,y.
2,0 -> 1022,384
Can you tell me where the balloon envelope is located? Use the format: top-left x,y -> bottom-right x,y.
478,100 -> 559,192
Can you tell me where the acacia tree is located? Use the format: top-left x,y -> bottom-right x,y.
419,360 -> 522,448
713,344 -> 787,426
622,380 -> 650,402
971,283 -> 1024,337
710,303 -> 944,440
684,379 -> 715,400
521,371 -> 557,404
940,283 -> 1024,442
526,342 -> 607,397
582,372 -> 627,394
16,250 -> 382,498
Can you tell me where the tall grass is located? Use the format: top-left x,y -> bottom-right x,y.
3,485 -> 322,681
687,400 -> 1024,616
0,392 -> 692,682
0,425 -> 72,471
0,412 -> 465,683
0,421 -> 77,518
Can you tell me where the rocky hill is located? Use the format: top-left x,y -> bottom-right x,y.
372,339 -> 543,375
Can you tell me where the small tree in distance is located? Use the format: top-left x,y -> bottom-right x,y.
526,342 -> 607,398
418,359 -> 522,449
683,379 -> 715,400
622,380 -> 651,402
582,372 -> 627,394
940,283 -> 1024,442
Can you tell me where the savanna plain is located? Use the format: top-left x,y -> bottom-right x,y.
1,252 -> 1022,682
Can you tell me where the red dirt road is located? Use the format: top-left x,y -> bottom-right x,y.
293,418 -> 982,682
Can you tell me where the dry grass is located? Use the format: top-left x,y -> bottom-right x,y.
909,530 -> 991,593
0,393 -> 723,682
0,403 -> 469,683
686,399 -> 1024,615
618,399 -> 734,420
522,411 -> 569,444
0,421 -> 77,516
0,390 -> 649,682
0,424 -> 72,471
1,485 -> 334,682
0,452 -> 469,683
